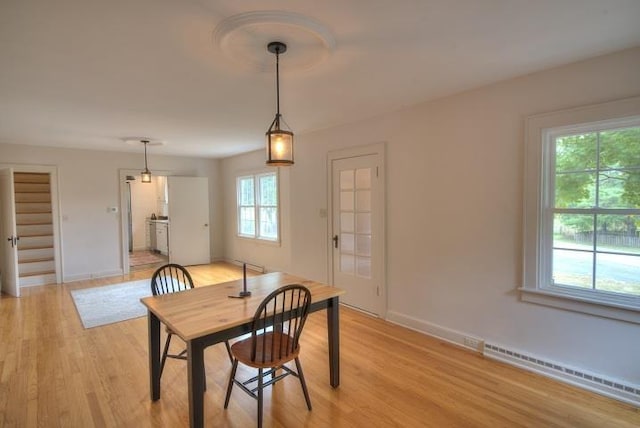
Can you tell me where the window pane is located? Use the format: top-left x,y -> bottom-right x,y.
239,207 -> 255,236
340,212 -> 354,232
356,190 -> 371,211
554,172 -> 596,208
552,249 -> 593,289
596,214 -> 640,255
356,234 -> 371,256
599,127 -> 640,169
355,168 -> 371,189
595,253 -> 640,296
340,170 -> 354,190
599,170 -> 640,209
259,174 -> 277,206
340,191 -> 354,211
340,254 -> 354,273
340,233 -> 354,253
555,133 -> 597,173
356,212 -> 371,234
553,214 -> 594,250
259,207 -> 278,239
239,177 -> 254,205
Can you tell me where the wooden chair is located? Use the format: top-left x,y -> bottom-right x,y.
150,264 -> 233,382
224,284 -> 312,428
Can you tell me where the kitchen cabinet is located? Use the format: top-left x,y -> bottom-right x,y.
155,222 -> 169,255
148,220 -> 156,251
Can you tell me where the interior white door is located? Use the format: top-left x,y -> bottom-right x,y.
167,176 -> 210,266
0,168 -> 20,297
331,153 -> 383,315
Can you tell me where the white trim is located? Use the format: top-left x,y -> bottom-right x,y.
386,310 -> 484,352
118,168 -> 172,275
63,268 -> 123,283
522,96 -> 640,322
235,170 -> 280,244
0,163 -> 63,286
327,142 -> 387,317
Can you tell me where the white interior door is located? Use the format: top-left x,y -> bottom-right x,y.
0,168 -> 20,297
331,151 -> 384,315
168,176 -> 210,266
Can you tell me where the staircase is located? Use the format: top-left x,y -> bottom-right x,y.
14,172 -> 56,286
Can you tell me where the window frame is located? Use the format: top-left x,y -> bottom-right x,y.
521,97 -> 640,324
236,170 -> 280,243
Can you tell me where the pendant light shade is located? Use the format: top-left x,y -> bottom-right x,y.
266,42 -> 294,166
141,140 -> 152,183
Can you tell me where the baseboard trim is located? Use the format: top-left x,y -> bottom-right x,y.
64,269 -> 123,283
385,310 -> 483,352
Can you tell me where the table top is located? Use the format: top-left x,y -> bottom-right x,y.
141,272 -> 345,341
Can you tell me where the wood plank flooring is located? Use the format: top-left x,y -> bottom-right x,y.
0,262 -> 638,427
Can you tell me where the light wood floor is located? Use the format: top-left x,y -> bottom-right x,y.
0,262 -> 638,427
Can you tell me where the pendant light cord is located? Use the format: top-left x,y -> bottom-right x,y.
275,46 -> 281,125
143,140 -> 149,170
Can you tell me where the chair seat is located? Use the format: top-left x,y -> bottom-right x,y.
231,332 -> 300,369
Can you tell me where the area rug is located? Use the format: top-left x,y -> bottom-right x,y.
70,280 -> 152,328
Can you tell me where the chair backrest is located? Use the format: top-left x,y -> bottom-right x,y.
150,263 -> 194,296
249,284 -> 312,364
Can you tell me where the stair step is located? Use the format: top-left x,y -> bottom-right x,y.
20,270 -> 56,278
19,257 -> 54,264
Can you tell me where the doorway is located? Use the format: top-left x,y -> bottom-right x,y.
0,165 -> 62,296
328,143 -> 386,316
122,172 -> 169,272
120,172 -> 211,274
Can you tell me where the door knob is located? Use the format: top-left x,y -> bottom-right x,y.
332,235 -> 339,248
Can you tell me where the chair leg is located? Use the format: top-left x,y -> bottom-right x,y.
160,332 -> 173,377
224,359 -> 238,409
295,357 -> 312,411
257,368 -> 264,428
224,341 -> 233,363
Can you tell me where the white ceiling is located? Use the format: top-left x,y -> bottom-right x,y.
1,0 -> 639,158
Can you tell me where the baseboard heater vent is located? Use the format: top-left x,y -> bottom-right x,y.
484,343 -> 640,406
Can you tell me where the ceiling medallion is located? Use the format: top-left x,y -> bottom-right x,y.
212,11 -> 336,72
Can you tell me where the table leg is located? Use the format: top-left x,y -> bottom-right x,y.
148,311 -> 161,400
187,340 -> 205,428
327,296 -> 340,388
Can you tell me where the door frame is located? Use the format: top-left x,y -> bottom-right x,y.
0,163 -> 63,286
326,142 -> 387,317
118,168 -> 172,275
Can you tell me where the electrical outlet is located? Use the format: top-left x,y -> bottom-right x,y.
463,336 -> 484,352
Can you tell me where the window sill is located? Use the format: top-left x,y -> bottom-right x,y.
519,287 -> 640,324
236,235 -> 281,247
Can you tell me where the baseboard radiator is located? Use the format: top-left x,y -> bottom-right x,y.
484,343 -> 640,407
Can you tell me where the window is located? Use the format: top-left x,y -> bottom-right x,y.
237,172 -> 279,241
522,97 -> 640,323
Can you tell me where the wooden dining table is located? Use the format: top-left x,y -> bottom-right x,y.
140,271 -> 345,428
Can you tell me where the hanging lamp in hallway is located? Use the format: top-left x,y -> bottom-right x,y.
265,41 -> 294,166
140,139 -> 152,183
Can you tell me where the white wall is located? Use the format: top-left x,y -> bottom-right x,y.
222,47 -> 640,387
0,144 -> 223,280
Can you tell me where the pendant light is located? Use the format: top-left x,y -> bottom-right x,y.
265,41 -> 294,166
140,139 -> 152,183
